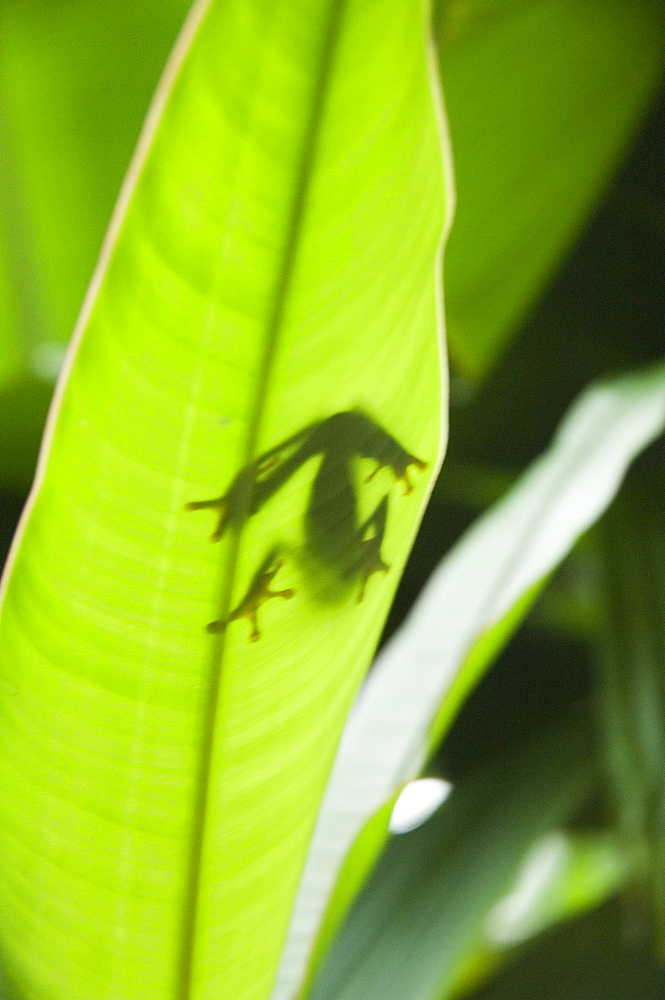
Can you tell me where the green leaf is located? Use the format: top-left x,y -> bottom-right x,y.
0,0 -> 190,488
0,82 -> 27,393
275,361 -> 665,999
0,233 -> 21,390
484,831 -> 627,949
0,0 -> 188,347
438,0 -> 665,379
464,900 -> 665,1000
0,1 -> 450,998
309,711 -> 598,1000
592,490 -> 665,953
447,830 -> 628,998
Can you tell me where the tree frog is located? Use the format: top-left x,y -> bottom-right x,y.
186,409 -> 427,641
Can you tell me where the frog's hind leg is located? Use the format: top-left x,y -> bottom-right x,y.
347,495 -> 390,603
208,547 -> 295,642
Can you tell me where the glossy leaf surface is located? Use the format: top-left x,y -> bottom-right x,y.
0,1 -> 449,998
311,712 -> 597,1000
275,362 -> 665,999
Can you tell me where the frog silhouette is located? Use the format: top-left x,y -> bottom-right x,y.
185,409 -> 427,641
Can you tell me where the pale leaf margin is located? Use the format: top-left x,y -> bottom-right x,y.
272,359 -> 665,999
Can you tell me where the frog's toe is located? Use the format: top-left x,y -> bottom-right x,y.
397,458 -> 428,496
255,454 -> 281,476
354,548 -> 390,603
185,494 -> 229,541
225,558 -> 295,641
364,462 -> 382,484
356,561 -> 389,604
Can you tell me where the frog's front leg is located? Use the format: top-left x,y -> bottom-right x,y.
184,465 -> 257,541
207,553 -> 295,641
184,494 -> 229,542
185,422 -> 323,541
347,495 -> 390,603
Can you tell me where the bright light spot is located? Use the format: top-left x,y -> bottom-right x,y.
389,778 -> 453,834
31,342 -> 68,381
485,831 -> 569,945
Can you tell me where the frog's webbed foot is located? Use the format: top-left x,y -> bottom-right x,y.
364,454 -> 428,497
208,557 -> 295,642
184,495 -> 229,542
348,496 -> 390,603
395,456 -> 428,497
355,547 -> 390,604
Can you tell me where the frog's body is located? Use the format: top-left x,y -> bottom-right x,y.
186,409 -> 426,640
304,449 -> 390,600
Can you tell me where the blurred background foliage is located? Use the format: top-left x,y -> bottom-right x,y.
1,0 -> 665,997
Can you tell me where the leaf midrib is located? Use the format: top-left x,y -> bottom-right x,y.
176,2 -> 346,996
